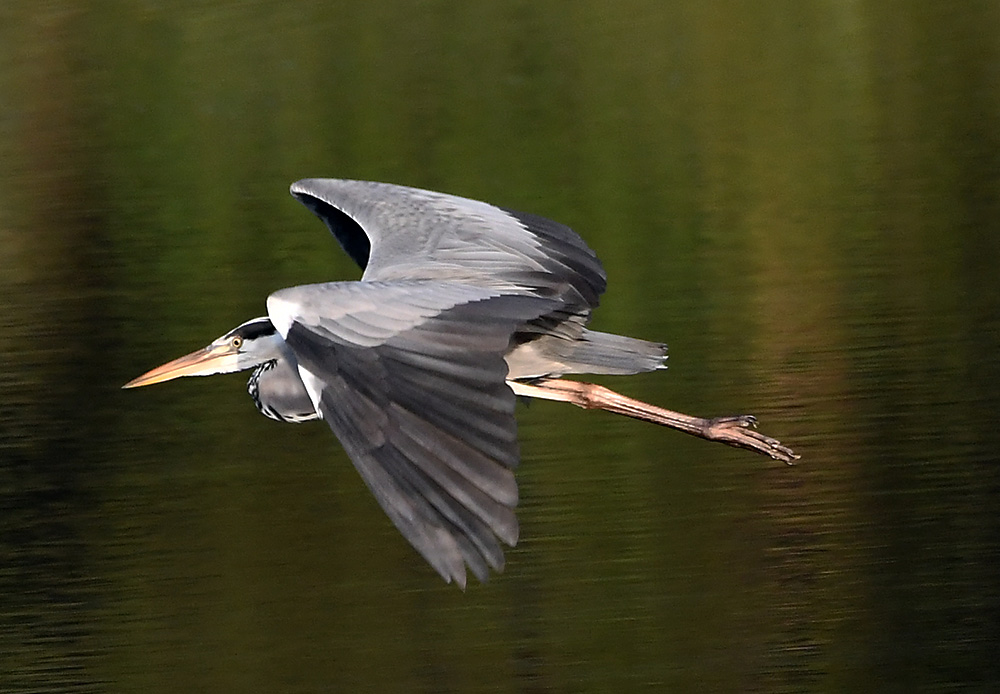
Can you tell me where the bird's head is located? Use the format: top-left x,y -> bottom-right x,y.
123,317 -> 283,388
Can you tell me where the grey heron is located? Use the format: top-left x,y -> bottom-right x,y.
124,178 -> 796,587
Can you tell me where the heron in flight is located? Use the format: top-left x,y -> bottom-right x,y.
125,179 -> 796,587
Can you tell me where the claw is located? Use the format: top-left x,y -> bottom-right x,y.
703,415 -> 798,464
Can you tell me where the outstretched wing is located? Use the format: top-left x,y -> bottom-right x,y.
290,178 -> 607,309
267,280 -> 558,587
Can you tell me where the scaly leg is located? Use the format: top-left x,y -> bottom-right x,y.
508,378 -> 798,464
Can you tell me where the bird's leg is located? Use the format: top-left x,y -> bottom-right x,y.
508,378 -> 798,464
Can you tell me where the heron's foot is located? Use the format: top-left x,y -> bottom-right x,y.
703,415 -> 799,464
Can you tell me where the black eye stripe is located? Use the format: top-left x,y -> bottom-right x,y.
226,318 -> 276,341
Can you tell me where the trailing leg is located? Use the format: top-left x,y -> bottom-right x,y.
508,378 -> 798,463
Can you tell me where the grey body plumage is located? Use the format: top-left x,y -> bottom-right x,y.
248,355 -> 320,423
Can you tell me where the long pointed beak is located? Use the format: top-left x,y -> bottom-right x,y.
123,345 -> 235,388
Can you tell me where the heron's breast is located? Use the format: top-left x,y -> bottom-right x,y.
248,358 -> 320,423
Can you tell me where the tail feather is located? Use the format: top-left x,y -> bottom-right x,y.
505,328 -> 667,380
565,329 -> 667,375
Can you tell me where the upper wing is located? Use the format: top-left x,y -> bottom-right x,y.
290,178 -> 607,309
267,280 -> 559,587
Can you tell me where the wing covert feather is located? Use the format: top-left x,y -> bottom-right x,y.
290,178 -> 607,309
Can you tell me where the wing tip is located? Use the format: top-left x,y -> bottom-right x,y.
289,178 -> 323,197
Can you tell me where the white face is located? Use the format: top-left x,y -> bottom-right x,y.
216,317 -> 284,371
123,317 -> 284,388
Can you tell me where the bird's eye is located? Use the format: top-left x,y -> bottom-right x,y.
231,336 -> 243,349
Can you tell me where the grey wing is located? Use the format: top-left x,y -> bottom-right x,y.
267,281 -> 559,587
290,178 -> 607,308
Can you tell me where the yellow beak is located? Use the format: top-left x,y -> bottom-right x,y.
122,344 -> 237,388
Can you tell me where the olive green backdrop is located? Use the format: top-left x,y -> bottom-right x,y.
2,2 -> 999,692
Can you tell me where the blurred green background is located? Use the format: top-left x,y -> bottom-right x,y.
2,1 -> 999,692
